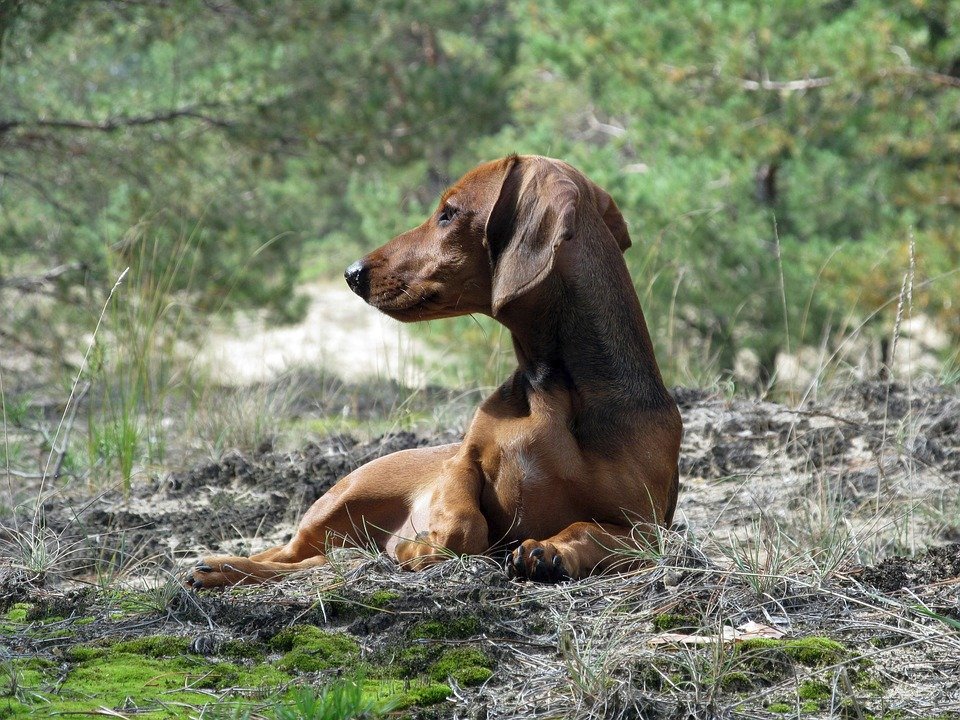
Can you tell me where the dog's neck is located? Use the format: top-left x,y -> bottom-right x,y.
498,220 -> 673,448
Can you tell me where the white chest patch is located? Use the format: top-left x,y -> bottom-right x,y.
514,448 -> 543,486
385,489 -> 433,556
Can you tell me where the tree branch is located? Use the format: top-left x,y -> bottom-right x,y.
0,262 -> 85,293
896,65 -> 960,89
0,103 -> 234,135
738,66 -> 960,92
740,76 -> 834,92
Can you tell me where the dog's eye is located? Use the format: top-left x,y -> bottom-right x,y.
437,205 -> 458,228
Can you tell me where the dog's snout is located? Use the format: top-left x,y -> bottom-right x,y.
344,260 -> 370,299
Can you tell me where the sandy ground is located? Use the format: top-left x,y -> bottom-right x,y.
196,282 -> 436,387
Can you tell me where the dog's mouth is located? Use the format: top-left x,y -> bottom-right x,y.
369,285 -> 441,319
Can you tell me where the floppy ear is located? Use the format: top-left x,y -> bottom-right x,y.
484,157 -> 580,316
591,185 -> 632,252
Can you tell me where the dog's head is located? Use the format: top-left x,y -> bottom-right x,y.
345,155 -> 632,321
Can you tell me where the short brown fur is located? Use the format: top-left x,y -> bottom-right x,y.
187,155 -> 682,587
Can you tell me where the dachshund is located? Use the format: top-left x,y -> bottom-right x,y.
186,155 -> 682,587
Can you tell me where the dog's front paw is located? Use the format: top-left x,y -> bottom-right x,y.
506,541 -> 569,583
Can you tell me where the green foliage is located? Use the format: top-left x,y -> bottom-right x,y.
1,0 -> 957,389
0,1 -> 516,325
272,680 -> 397,720
481,1 -> 960,379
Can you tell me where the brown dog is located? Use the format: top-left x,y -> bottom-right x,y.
187,155 -> 681,588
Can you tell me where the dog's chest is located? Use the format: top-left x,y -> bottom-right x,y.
471,383 -> 585,538
479,429 -> 583,541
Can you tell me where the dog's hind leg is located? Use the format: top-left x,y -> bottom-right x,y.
186,444 -> 459,589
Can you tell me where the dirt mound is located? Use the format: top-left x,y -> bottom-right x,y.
861,543 -> 960,593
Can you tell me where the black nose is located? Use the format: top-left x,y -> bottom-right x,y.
344,260 -> 370,299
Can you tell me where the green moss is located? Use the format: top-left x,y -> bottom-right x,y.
220,639 -> 264,661
429,648 -> 493,686
65,646 -> 102,662
404,682 -> 451,707
357,679 -> 450,710
106,590 -> 151,613
368,679 -> 451,710
112,635 -> 192,657
36,630 -> 72,642
5,638 -> 294,719
28,654 -> 213,717
333,588 -> 403,619
2,659 -> 55,691
799,680 -> 831,700
385,640 -> 496,690
3,604 -> 31,624
782,637 -> 847,666
409,615 -> 481,640
66,635 -> 192,663
801,701 -> 820,713
652,613 -> 698,631
269,625 -> 360,672
286,677 -> 453,712
737,636 -> 847,667
767,703 -> 793,714
31,615 -> 64,624
719,671 -> 752,692
367,590 -> 400,609
0,700 -> 30,719
395,645 -> 433,678
227,663 -> 290,688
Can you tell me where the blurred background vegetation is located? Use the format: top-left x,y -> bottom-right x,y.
2,0 -> 958,399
